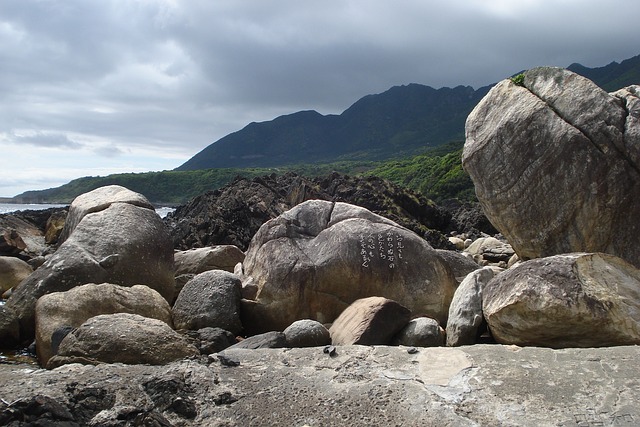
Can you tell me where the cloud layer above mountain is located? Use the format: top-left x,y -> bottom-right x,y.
1,0 -> 639,196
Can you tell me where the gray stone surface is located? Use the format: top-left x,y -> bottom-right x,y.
172,270 -> 243,335
390,316 -> 445,347
284,319 -> 331,347
6,200 -> 175,340
484,253 -> 640,347
35,283 -> 173,366
174,246 -> 245,275
446,267 -> 494,347
435,249 -> 480,282
463,68 -> 640,268
0,345 -> 638,426
242,200 -> 456,334
47,313 -> 198,368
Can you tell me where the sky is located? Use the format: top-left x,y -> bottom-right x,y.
1,1 -> 639,197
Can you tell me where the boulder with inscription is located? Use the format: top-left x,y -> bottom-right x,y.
35,283 -> 173,365
463,68 -> 640,267
5,186 -> 175,341
241,200 -> 456,334
483,253 -> 640,348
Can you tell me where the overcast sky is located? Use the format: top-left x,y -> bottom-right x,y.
1,0 -> 639,197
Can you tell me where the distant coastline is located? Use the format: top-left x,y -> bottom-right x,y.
0,202 -> 174,218
0,202 -> 68,215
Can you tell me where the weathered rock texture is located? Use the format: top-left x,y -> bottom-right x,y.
390,316 -> 445,347
174,246 -> 245,275
58,185 -> 154,244
241,200 -> 456,334
35,283 -> 173,365
446,267 -> 495,347
283,319 -> 331,348
0,256 -> 32,293
5,187 -> 175,340
0,213 -> 48,260
483,253 -> 640,348
329,297 -> 412,346
1,345 -> 639,426
48,313 -> 198,368
435,249 -> 480,282
465,236 -> 514,266
463,68 -> 640,267
0,305 -> 19,347
172,270 -> 243,335
223,331 -> 287,350
166,172 -> 458,252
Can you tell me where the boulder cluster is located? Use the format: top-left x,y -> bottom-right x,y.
1,68 -> 639,377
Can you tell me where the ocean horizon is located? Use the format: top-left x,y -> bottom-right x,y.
0,203 -> 174,218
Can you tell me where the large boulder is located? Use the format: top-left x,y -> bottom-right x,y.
35,283 -> 173,365
172,270 -> 243,335
463,68 -> 640,268
483,253 -> 640,348
174,246 -> 245,275
58,185 -> 154,244
240,200 -> 457,334
329,296 -> 411,346
0,256 -> 33,294
5,187 -> 175,340
48,313 -> 198,368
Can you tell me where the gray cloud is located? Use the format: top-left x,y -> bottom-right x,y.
0,0 -> 639,196
11,131 -> 83,149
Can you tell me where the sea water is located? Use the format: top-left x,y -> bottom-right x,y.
0,203 -> 67,214
0,203 -> 174,218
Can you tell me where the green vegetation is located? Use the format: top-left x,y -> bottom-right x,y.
14,142 -> 475,205
510,73 -> 525,87
366,141 -> 475,202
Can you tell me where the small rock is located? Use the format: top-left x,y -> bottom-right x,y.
284,319 -> 331,348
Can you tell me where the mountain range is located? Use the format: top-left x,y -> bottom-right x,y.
177,54 -> 640,171
10,53 -> 640,204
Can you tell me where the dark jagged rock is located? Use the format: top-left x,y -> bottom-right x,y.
165,172 -> 459,251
